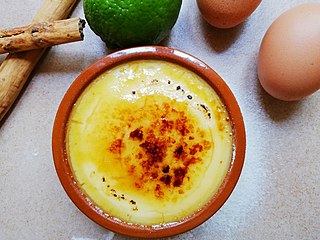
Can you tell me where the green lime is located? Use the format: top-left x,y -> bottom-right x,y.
83,0 -> 182,49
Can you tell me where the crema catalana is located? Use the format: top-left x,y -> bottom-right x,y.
66,60 -> 233,226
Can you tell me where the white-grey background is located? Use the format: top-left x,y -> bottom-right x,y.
0,0 -> 319,239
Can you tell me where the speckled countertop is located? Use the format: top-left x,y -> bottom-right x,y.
0,0 -> 319,239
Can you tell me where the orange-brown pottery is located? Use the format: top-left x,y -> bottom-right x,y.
52,46 -> 246,238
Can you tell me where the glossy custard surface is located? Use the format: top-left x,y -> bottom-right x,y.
66,60 -> 233,225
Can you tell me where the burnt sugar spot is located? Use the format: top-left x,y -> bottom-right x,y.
200,104 -> 208,111
174,145 -> 184,158
109,139 -> 123,154
162,165 -> 170,173
173,167 -> 187,187
128,165 -> 136,175
151,172 -> 159,179
160,174 -> 172,185
189,143 -> 203,155
198,104 -> 212,119
140,138 -> 166,163
130,128 -> 143,140
135,182 -> 142,189
160,117 -> 174,132
175,117 -> 190,136
155,184 -> 164,198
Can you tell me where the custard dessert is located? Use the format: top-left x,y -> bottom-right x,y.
66,60 -> 233,225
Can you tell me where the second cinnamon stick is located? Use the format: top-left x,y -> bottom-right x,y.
0,17 -> 85,54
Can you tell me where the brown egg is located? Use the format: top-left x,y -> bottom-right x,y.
197,0 -> 262,29
258,3 -> 320,101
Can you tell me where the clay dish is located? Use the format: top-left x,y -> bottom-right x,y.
52,46 -> 246,238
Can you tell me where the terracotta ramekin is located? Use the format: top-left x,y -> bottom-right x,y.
52,46 -> 246,239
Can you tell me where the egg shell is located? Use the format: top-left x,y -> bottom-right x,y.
197,0 -> 262,29
257,3 -> 320,101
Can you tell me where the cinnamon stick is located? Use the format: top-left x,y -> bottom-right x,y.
0,17 -> 85,54
0,0 -> 78,122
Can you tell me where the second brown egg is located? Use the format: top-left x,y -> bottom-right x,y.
197,0 -> 262,29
